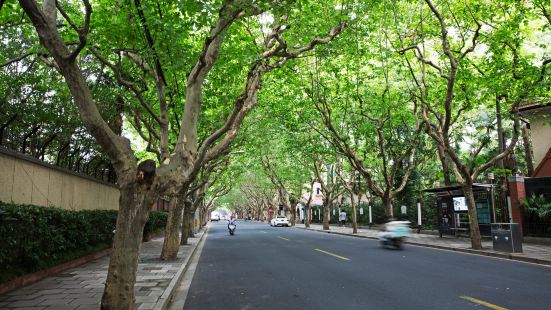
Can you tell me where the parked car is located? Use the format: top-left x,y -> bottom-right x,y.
270,216 -> 289,227
211,214 -> 220,221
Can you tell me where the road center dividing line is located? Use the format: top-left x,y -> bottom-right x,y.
315,248 -> 350,261
460,296 -> 508,310
278,236 -> 290,241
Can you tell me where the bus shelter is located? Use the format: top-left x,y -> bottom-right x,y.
424,184 -> 496,237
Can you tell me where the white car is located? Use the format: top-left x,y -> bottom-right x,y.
211,214 -> 220,222
270,216 -> 289,227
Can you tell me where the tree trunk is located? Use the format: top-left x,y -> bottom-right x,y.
160,197 -> 183,260
200,207 -> 206,227
322,199 -> 331,230
186,199 -> 202,237
290,201 -> 298,227
523,125 -> 534,176
351,193 -> 358,234
180,201 -> 193,245
437,144 -> 452,186
383,195 -> 393,219
187,210 -> 195,238
101,185 -> 155,310
462,183 -> 483,250
305,205 -> 311,228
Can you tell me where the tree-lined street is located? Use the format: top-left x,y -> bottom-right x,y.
1,0 -> 549,308
183,222 -> 551,310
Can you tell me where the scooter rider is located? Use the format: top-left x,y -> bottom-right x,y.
228,216 -> 237,232
378,219 -> 411,248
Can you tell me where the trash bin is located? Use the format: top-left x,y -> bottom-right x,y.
491,223 -> 523,253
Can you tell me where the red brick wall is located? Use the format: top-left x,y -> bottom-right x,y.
507,176 -> 526,236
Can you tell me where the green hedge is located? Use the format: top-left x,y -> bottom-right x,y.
0,203 -> 167,283
144,211 -> 169,238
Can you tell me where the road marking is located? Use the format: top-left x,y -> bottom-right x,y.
460,296 -> 508,310
314,248 -> 350,261
278,236 -> 290,241
298,226 -> 551,268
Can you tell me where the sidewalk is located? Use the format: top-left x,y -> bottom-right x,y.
0,230 -> 205,310
294,223 -> 551,266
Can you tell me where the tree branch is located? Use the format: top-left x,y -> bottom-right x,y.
89,48 -> 164,127
55,0 -> 91,61
0,51 -> 35,68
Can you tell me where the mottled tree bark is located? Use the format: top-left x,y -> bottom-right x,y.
187,211 -> 195,237
101,183 -> 156,310
160,197 -> 183,260
351,194 -> 358,234
437,144 -> 452,186
382,195 -> 393,219
305,205 -> 311,228
180,201 -> 193,245
322,197 -> 332,230
290,200 -> 298,226
462,183 -> 482,250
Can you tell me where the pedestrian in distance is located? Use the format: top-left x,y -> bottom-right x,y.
339,210 -> 347,226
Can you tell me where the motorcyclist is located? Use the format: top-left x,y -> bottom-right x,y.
378,219 -> 411,248
228,216 -> 237,233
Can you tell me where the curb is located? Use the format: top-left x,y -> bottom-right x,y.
153,227 -> 208,310
293,227 -> 551,267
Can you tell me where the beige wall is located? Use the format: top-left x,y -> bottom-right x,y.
527,112 -> 551,168
0,151 -> 119,210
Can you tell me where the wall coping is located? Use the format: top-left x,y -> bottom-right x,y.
507,176 -> 526,183
0,146 -> 118,189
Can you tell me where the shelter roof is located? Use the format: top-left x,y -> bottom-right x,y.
518,102 -> 551,115
424,183 -> 494,197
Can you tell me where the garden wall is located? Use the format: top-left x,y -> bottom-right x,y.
0,147 -> 118,210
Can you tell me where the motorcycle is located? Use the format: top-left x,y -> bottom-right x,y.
378,221 -> 411,249
228,222 -> 236,235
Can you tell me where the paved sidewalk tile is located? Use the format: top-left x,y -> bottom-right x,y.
1,230 -> 204,309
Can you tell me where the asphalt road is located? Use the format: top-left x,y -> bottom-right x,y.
182,221 -> 551,310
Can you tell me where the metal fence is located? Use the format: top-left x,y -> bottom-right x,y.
0,113 -> 116,183
525,222 -> 551,237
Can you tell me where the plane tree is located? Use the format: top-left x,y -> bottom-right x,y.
396,0 -> 549,249
301,2 -> 424,219
12,0 -> 346,308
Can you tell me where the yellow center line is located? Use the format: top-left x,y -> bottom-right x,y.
278,236 -> 290,241
460,296 -> 508,310
314,248 -> 350,261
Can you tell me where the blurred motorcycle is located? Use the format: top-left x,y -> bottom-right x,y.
228,219 -> 236,235
378,221 -> 411,249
